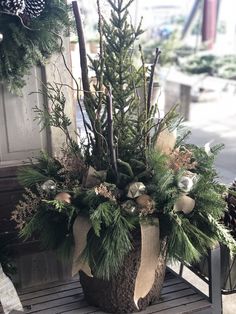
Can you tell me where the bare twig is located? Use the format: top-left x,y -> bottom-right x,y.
139,45 -> 147,114
97,0 -> 104,113
147,48 -> 161,114
72,1 -> 91,97
54,32 -> 91,145
107,85 -> 118,180
73,1 -> 106,167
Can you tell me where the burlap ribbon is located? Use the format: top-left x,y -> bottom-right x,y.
72,216 -> 160,309
0,264 -> 23,314
134,220 -> 160,309
155,127 -> 177,155
72,215 -> 93,277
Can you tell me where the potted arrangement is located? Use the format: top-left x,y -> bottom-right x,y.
11,0 -> 236,312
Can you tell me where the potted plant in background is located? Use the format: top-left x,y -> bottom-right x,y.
11,0 -> 236,312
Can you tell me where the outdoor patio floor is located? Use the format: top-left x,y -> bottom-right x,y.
0,270 -> 213,314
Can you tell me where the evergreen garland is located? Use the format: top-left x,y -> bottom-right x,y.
0,0 -> 70,93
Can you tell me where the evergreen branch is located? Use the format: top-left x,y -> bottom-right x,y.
82,207 -> 134,280
120,0 -> 135,13
33,83 -> 80,156
90,201 -> 115,236
18,168 -> 48,187
168,213 -> 201,262
208,214 -> 236,255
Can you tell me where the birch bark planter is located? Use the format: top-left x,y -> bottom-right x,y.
72,216 -> 167,313
80,240 -> 167,313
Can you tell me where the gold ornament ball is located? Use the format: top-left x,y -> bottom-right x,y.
136,194 -> 155,214
136,194 -> 152,206
55,192 -> 71,204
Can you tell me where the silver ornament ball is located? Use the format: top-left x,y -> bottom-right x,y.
0,33 -> 3,43
41,180 -> 56,192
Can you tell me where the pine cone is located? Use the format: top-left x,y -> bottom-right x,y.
224,179 -> 236,238
0,0 -> 25,15
24,0 -> 45,18
0,0 -> 45,18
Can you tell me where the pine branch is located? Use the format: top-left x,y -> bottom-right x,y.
82,207 -> 134,280
208,214 -> 236,255
18,168 -> 48,187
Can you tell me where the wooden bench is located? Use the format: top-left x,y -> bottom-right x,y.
1,268 -> 214,314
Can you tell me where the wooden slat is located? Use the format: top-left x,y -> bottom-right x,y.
142,295 -> 208,313
0,166 -> 19,178
0,177 -> 21,192
60,288 -> 197,314
161,282 -> 190,294
37,301 -> 95,314
19,282 -> 81,302
148,300 -> 211,314
162,277 -> 183,287
19,277 -> 80,298
0,270 -> 212,314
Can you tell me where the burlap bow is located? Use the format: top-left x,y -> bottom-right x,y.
72,216 -> 160,309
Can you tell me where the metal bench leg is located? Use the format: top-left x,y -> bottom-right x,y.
208,245 -> 222,314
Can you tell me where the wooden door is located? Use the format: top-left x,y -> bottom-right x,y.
0,66 -> 48,166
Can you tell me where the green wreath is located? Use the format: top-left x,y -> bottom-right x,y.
0,0 -> 70,94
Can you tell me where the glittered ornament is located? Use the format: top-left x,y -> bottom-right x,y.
121,200 -> 138,215
83,166 -> 107,188
127,182 -> 146,198
41,180 -> 56,192
55,192 -> 71,204
136,194 -> 155,215
178,176 -> 193,193
174,194 -> 195,214
178,171 -> 199,193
